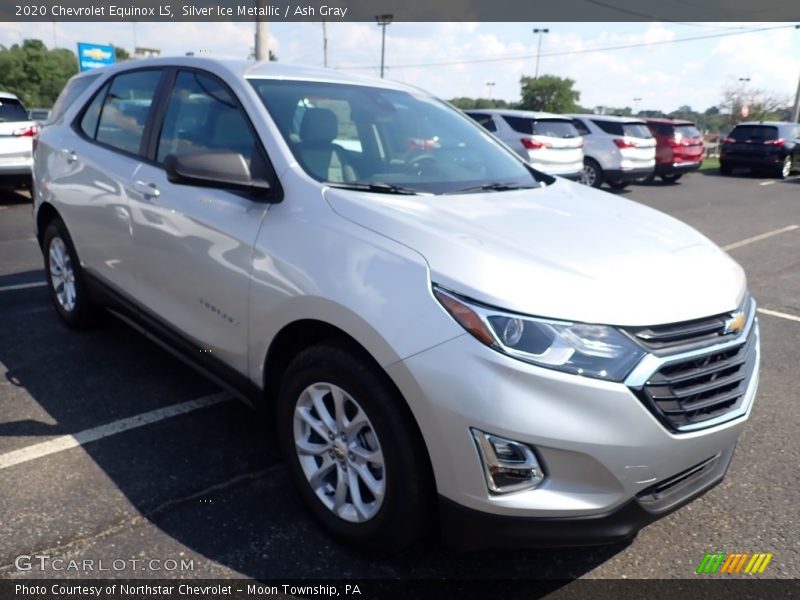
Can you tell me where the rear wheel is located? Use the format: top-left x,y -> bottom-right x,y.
660,173 -> 683,183
607,180 -> 630,190
580,158 -> 603,188
719,161 -> 732,176
277,343 -> 433,553
42,218 -> 98,328
777,156 -> 791,179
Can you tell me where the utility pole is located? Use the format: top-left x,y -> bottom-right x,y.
486,82 -> 495,100
792,72 -> 800,123
322,20 -> 328,68
533,27 -> 549,79
376,14 -> 393,78
254,0 -> 269,61
633,97 -> 642,115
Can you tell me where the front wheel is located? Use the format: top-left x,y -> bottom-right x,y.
777,156 -> 791,179
277,344 -> 433,553
661,173 -> 683,183
607,180 -> 630,190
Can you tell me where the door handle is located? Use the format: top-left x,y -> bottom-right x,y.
61,149 -> 77,163
133,180 -> 160,198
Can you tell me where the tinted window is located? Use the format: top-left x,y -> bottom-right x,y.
572,118 -> 591,136
79,83 -> 109,139
468,113 -> 497,132
729,125 -> 779,142
0,98 -> 29,122
157,70 -> 256,164
95,70 -> 162,154
503,116 -> 578,138
647,122 -> 673,136
251,79 -> 536,194
51,74 -> 100,123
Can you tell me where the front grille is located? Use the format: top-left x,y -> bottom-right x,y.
634,324 -> 757,431
623,294 -> 750,354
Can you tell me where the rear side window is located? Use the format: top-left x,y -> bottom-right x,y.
50,74 -> 100,123
156,70 -> 257,164
0,98 -> 29,122
647,122 -> 673,136
729,125 -> 779,142
94,70 -> 162,155
572,119 -> 591,136
468,113 -> 497,132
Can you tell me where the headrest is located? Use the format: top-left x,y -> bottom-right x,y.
299,108 -> 338,144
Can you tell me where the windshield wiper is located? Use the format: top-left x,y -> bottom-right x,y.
454,182 -> 540,194
327,182 -> 422,195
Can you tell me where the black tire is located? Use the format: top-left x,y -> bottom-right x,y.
277,343 -> 433,554
661,173 -> 682,183
719,162 -> 732,176
607,180 -> 630,190
42,218 -> 99,328
777,156 -> 791,179
580,158 -> 603,188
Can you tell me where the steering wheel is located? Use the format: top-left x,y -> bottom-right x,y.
403,153 -> 439,176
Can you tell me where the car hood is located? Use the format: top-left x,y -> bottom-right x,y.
324,178 -> 746,326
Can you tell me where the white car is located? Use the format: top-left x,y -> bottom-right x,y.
466,109 -> 584,179
33,59 -> 758,552
0,91 -> 38,187
569,114 -> 656,190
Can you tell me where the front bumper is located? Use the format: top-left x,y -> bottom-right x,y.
387,327 -> 758,543
440,443 -> 736,549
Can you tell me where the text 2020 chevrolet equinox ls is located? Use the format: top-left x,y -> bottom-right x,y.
33,58 -> 759,553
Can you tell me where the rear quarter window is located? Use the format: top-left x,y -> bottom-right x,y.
50,74 -> 101,123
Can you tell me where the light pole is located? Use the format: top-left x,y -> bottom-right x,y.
376,14 -> 393,78
486,82 -> 495,100
633,97 -> 642,115
533,28 -> 549,79
738,77 -> 751,119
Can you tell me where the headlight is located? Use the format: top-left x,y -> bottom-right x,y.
433,286 -> 646,381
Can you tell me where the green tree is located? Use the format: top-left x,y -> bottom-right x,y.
448,97 -> 512,110
519,75 -> 580,113
113,46 -> 130,61
0,39 -> 78,108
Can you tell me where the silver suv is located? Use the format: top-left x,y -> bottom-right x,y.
570,114 -> 656,190
34,58 -> 759,553
465,109 -> 583,179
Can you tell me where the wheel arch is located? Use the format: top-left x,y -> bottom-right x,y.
36,202 -> 62,249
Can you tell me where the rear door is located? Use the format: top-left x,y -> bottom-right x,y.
46,68 -> 165,293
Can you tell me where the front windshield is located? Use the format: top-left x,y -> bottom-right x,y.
249,79 -> 538,195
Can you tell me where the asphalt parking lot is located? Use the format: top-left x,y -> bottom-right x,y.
1,170 -> 798,588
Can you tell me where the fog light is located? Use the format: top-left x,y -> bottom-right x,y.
471,429 -> 545,494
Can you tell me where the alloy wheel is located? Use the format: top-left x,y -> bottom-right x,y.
781,157 -> 791,178
49,237 -> 77,312
293,382 -> 386,523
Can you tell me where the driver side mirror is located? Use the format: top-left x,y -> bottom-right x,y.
164,150 -> 273,196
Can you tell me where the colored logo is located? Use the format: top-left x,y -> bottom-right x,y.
696,552 -> 773,574
723,311 -> 746,335
82,47 -> 112,61
77,43 -> 116,72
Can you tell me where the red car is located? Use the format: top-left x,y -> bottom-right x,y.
644,118 -> 704,182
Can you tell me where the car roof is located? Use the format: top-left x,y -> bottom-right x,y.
85,56 -> 422,94
734,121 -> 793,127
0,91 -> 21,101
464,108 -> 571,120
568,113 -> 646,124
645,117 -> 696,125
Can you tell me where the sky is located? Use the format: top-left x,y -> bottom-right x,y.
1,21 -> 798,113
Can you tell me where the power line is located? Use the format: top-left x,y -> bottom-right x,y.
334,23 -> 795,71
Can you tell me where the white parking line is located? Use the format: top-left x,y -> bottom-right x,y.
0,392 -> 230,471
757,307 -> 800,324
722,225 -> 799,251
0,281 -> 46,292
759,181 -> 775,186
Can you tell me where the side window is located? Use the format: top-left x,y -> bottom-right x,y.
157,70 -> 256,164
51,74 -> 100,123
572,118 -> 591,136
592,120 -> 624,136
468,113 -> 497,132
79,83 -> 109,139
94,70 -> 162,155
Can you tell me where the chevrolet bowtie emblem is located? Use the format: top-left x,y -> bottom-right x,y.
723,311 -> 746,335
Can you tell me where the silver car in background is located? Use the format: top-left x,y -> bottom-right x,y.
569,114 -> 656,190
33,58 -> 758,553
465,109 -> 583,179
0,91 -> 38,187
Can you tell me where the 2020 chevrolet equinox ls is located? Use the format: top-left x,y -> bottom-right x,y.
33,58 -> 759,553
